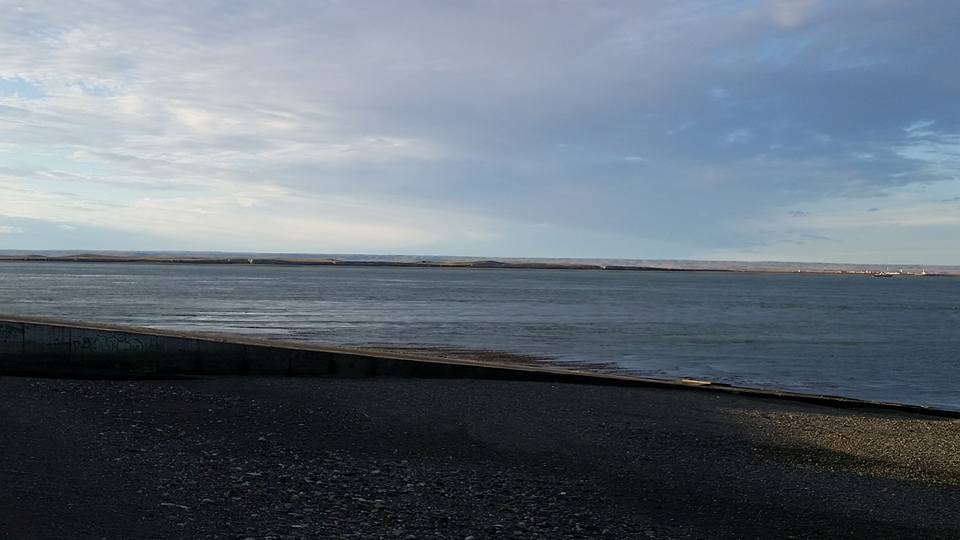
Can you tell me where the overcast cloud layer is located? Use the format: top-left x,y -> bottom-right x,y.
1,0 -> 958,263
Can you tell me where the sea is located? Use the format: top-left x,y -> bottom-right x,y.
1,261 -> 958,411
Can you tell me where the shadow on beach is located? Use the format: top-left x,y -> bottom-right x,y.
0,374 -> 957,539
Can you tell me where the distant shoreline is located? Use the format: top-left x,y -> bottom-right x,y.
0,254 -> 703,271
1,254 -> 957,276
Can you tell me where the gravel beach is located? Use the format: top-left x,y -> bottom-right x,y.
1,375 -> 957,539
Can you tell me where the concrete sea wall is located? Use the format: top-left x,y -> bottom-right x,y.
0,315 -> 603,382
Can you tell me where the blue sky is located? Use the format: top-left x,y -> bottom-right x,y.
1,0 -> 959,263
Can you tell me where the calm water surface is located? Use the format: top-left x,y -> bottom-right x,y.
2,262 -> 958,410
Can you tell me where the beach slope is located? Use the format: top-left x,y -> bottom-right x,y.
1,376 -> 957,539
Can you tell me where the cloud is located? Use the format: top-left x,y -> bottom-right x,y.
766,0 -> 824,29
725,129 -> 752,144
0,1 -> 958,261
0,225 -> 24,235
709,87 -> 729,100
905,120 -> 936,137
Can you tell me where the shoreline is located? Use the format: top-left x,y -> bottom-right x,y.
358,345 -> 629,374
2,314 -> 959,419
1,254 -> 957,276
331,344 -> 960,417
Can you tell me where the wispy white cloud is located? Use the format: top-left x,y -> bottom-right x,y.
725,129 -> 752,144
766,0 -> 824,29
895,126 -> 960,182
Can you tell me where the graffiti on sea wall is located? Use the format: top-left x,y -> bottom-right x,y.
71,333 -> 155,355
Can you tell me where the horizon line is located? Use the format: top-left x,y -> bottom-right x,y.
1,249 -> 957,270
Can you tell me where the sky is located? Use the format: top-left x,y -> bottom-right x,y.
1,1 -> 959,263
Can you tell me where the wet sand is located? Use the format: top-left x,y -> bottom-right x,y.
1,375 -> 958,539
360,345 -> 628,374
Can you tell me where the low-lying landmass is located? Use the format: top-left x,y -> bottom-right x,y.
1,250 -> 958,276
